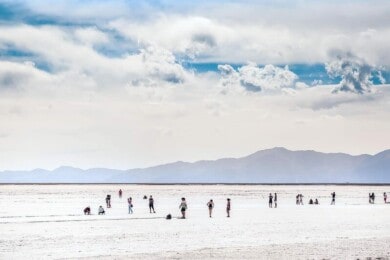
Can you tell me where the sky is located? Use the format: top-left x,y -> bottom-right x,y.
0,0 -> 390,170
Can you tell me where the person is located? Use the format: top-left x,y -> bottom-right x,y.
372,193 -> 375,204
98,206 -> 105,215
274,193 -> 278,208
128,197 -> 133,214
384,192 -> 387,203
369,193 -> 372,204
83,206 -> 91,215
149,195 -> 156,213
207,199 -> 214,217
315,199 -> 319,205
296,194 -> 299,205
105,194 -> 111,208
226,198 -> 231,217
179,197 -> 187,219
331,192 -> 336,205
299,194 -> 304,205
309,199 -> 313,205
268,193 -> 273,208
119,189 -> 123,198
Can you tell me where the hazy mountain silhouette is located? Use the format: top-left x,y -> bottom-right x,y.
1,147 -> 389,183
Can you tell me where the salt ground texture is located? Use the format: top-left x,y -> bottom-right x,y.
0,185 -> 389,259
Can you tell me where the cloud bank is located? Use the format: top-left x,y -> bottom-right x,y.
0,0 -> 389,170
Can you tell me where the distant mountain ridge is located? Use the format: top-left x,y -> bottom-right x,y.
1,147 -> 389,183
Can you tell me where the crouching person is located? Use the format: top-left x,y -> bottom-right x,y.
83,206 -> 91,215
98,205 -> 105,215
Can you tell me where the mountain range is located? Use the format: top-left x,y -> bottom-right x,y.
1,147 -> 389,183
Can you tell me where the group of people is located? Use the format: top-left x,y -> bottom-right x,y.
83,189 -> 388,217
205,198 -> 231,218
268,193 -> 277,208
296,194 -> 304,205
308,198 -> 319,205
369,192 -> 388,204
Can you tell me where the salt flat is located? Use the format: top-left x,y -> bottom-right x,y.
0,185 -> 389,259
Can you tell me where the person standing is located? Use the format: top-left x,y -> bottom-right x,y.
296,194 -> 299,205
179,197 -> 187,219
226,198 -> 231,217
105,194 -> 111,208
372,193 -> 376,204
384,192 -> 387,203
149,195 -> 156,213
128,197 -> 133,214
299,194 -> 304,205
331,192 -> 336,205
268,193 -> 273,208
274,193 -> 278,208
119,189 -> 123,198
207,199 -> 214,218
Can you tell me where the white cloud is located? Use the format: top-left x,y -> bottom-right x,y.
325,52 -> 383,94
218,63 -> 299,93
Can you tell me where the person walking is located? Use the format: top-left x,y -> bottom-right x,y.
207,199 -> 214,218
274,193 -> 278,208
268,193 -> 273,208
299,194 -> 304,205
127,197 -> 133,214
149,195 -> 156,213
372,193 -> 376,204
179,197 -> 187,219
331,192 -> 336,205
226,198 -> 231,217
384,192 -> 387,203
296,194 -> 299,205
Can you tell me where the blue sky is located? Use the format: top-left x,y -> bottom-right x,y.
0,0 -> 389,170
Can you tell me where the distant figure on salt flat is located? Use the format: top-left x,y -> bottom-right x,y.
299,194 -> 304,205
296,194 -> 299,205
149,195 -> 156,213
98,206 -> 105,215
331,192 -> 336,205
226,198 -> 231,217
268,193 -> 273,208
119,189 -> 123,198
128,197 -> 133,214
369,193 -> 375,204
207,199 -> 214,217
106,194 -> 111,208
315,199 -> 319,205
309,199 -> 314,205
274,193 -> 278,208
384,192 -> 387,203
83,206 -> 91,215
179,197 -> 187,219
